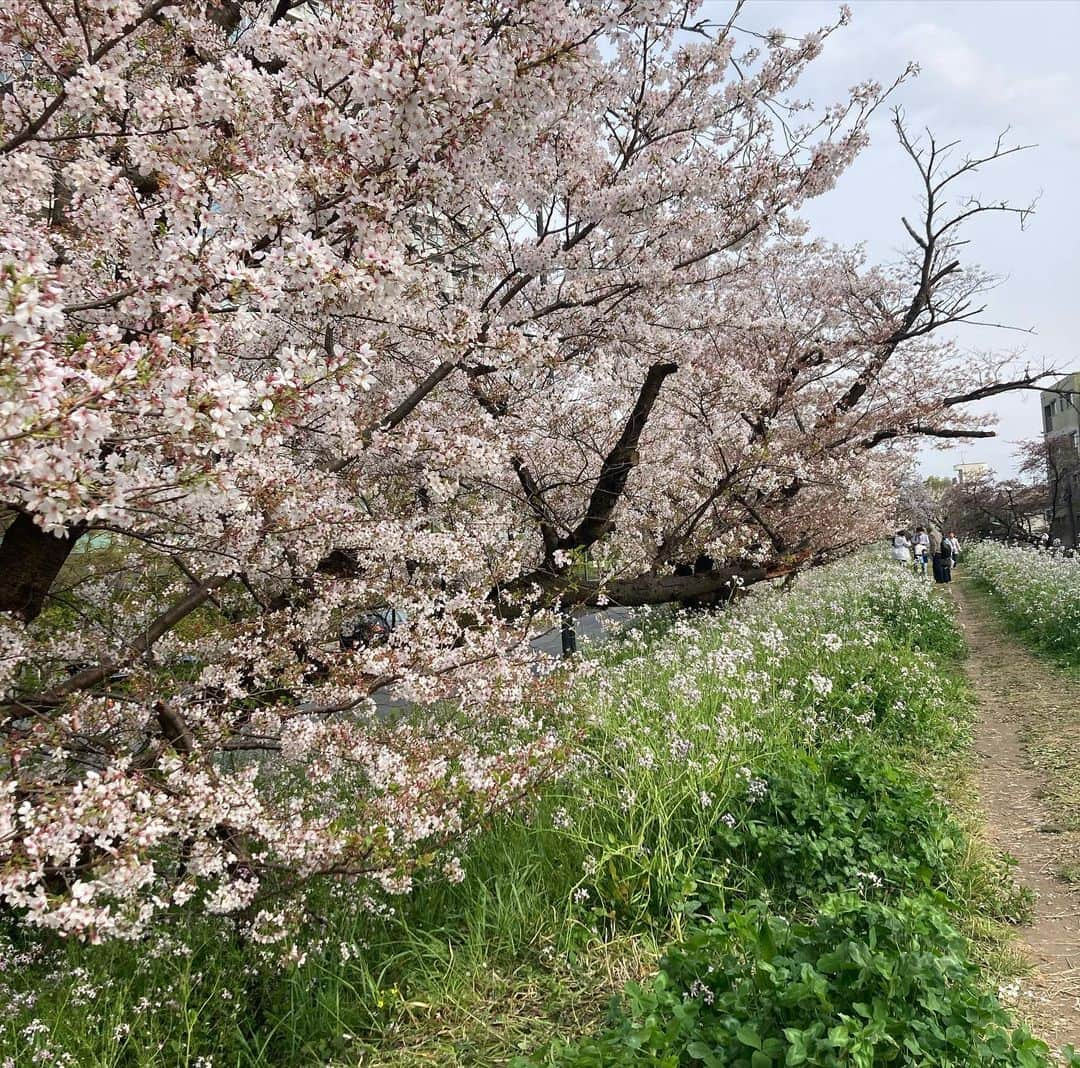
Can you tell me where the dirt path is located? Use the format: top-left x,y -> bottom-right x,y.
951,579 -> 1080,1053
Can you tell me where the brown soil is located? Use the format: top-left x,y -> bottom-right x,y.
951,579 -> 1080,1054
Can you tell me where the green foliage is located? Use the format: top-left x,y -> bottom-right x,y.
721,746 -> 956,903
534,893 -> 1062,1068
1,556 -> 1060,1066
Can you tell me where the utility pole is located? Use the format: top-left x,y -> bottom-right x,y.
1069,476 -> 1078,549
560,609 -> 577,657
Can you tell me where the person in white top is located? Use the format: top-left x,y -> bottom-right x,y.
891,530 -> 912,564
912,527 -> 930,575
945,532 -> 961,562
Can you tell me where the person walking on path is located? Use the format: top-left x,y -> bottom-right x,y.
913,527 -> 930,576
931,528 -> 954,584
945,531 -> 961,565
891,530 -> 912,566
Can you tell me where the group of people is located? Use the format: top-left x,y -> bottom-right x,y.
891,527 -> 961,584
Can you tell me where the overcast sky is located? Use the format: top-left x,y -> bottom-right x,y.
715,0 -> 1080,478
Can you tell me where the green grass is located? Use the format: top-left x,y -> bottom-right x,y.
529,894 -> 1050,1068
0,559 -> 1069,1067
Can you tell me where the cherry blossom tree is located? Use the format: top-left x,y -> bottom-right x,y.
941,438 -> 1078,545
0,0 -> 1045,938
897,474 -> 955,535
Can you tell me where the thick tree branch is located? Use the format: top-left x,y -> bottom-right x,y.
512,458 -> 560,556
862,425 -> 996,449
0,513 -> 85,622
329,360 -> 459,474
47,574 -> 230,697
495,551 -> 810,623
559,362 -> 679,551
942,371 -> 1053,408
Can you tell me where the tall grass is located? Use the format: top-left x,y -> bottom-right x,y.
0,556 -> 1057,1066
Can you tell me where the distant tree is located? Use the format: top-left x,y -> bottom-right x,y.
941,438 -> 1080,544
1020,436 -> 1080,545
897,474 -> 954,532
946,474 -> 1038,542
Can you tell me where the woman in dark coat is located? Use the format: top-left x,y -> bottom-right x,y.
931,531 -> 954,584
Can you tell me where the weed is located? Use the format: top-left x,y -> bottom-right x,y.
0,557 -> 1058,1066
532,893 -> 1067,1068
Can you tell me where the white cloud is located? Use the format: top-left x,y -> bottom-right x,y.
894,20 -> 1080,144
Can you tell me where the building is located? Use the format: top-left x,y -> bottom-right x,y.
953,462 -> 990,484
1040,372 -> 1080,546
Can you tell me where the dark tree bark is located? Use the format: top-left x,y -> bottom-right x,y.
0,513 -> 83,622
558,361 -> 679,551
494,556 -> 801,621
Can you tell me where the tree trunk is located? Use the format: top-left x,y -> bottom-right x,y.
0,512 -> 83,622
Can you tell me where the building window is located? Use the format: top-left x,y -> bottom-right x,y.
1045,403 -> 1056,431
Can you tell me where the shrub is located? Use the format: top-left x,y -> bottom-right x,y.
534,893 -> 1060,1068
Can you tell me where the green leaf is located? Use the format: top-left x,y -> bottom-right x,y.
736,1024 -> 763,1050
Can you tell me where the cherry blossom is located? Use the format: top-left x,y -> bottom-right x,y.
0,0 -> 1042,937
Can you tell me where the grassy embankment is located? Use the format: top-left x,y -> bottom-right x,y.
1,558 -> 1069,1067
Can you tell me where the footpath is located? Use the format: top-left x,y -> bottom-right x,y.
952,579 -> 1080,1052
